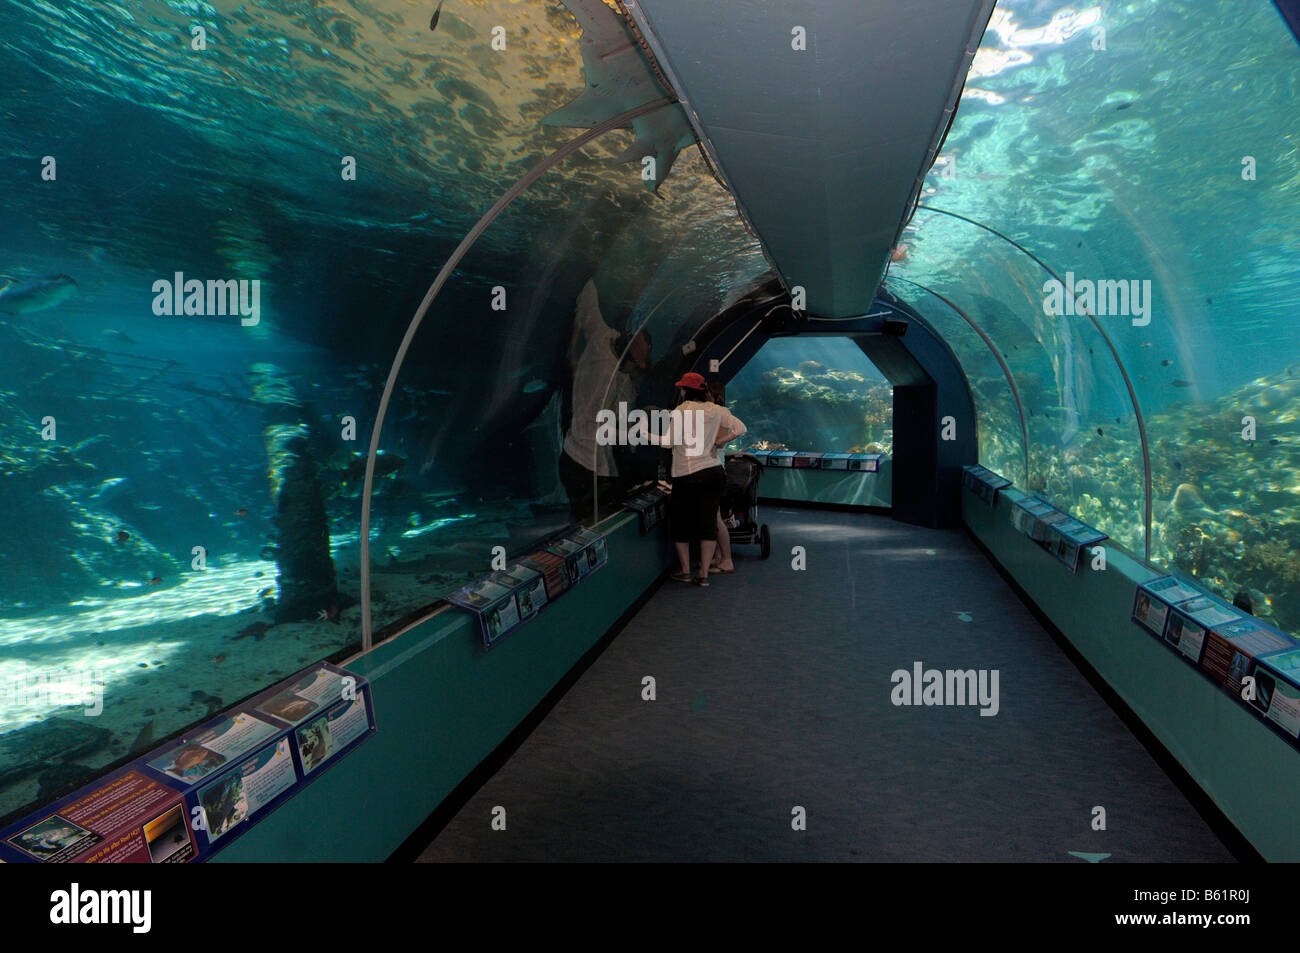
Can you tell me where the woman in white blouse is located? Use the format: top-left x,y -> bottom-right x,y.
650,372 -> 746,586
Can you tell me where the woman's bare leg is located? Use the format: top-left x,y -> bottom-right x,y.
674,541 -> 691,576
698,539 -> 716,580
713,511 -> 735,571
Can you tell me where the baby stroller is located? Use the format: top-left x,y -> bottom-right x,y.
721,452 -> 770,559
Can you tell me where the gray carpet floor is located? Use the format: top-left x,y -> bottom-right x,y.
416,509 -> 1235,862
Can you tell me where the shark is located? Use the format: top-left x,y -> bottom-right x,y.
0,274 -> 79,314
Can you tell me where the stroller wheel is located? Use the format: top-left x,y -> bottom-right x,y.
759,524 -> 771,559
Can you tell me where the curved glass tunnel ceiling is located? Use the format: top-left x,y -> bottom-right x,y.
0,0 -> 1298,843
627,0 -> 995,318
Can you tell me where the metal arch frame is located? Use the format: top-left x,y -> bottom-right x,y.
358,98 -> 671,649
915,204 -> 1154,563
885,275 -> 1031,491
676,290 -> 980,528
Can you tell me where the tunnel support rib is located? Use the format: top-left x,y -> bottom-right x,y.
359,99 -> 672,648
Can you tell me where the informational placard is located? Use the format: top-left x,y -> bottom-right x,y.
0,769 -> 196,864
820,452 -> 851,470
454,528 -> 608,648
1048,516 -> 1108,573
446,572 -> 523,647
1252,649 -> 1300,739
1009,496 -> 1056,538
1164,610 -> 1209,664
520,549 -> 571,602
847,453 -> 882,472
145,710 -> 281,784
766,451 -> 796,468
961,465 -> 1012,506
194,737 -> 298,846
293,694 -> 373,778
792,452 -> 823,469
0,662 -> 375,864
1200,615 -> 1296,696
1131,575 -> 1201,637
623,486 -> 667,532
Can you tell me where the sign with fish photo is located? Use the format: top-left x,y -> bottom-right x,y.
1200,616 -> 1295,698
0,768 -> 197,864
1132,575 -> 1202,638
1250,649 -> 1300,742
0,661 -> 375,863
450,529 -> 609,649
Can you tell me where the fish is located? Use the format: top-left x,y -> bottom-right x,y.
1096,427 -> 1104,436
339,451 -> 406,483
102,328 -> 136,344
115,530 -> 130,543
127,720 -> 155,755
0,274 -> 79,314
1171,379 -> 1194,388
1160,359 -> 1174,367
148,576 -> 163,586
1116,102 -> 1132,111
522,379 -> 548,393
1139,342 -> 1153,348
234,621 -> 271,641
235,507 -> 249,517
430,1 -> 444,32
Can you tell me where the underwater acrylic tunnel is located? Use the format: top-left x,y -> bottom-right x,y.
0,0 -> 1299,906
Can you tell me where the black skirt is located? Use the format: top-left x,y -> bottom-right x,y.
668,466 -> 725,543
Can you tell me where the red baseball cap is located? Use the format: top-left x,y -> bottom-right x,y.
675,372 -> 707,389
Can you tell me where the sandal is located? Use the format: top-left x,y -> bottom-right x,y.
709,565 -> 735,574
671,571 -> 692,583
693,576 -> 710,587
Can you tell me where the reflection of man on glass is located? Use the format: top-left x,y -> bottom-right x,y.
559,279 -> 650,523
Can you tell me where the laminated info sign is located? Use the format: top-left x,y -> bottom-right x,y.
0,663 -> 375,863
1251,648 -> 1300,741
251,665 -> 376,782
820,452 -> 852,470
1048,516 -> 1107,573
1131,575 -> 1201,637
1009,496 -> 1059,541
623,487 -> 667,533
454,529 -> 610,648
1199,614 -> 1296,697
961,465 -> 1012,506
446,573 -> 525,648
792,452 -> 822,469
848,453 -> 882,472
0,768 -> 198,864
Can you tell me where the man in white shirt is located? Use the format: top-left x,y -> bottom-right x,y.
559,279 -> 651,523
